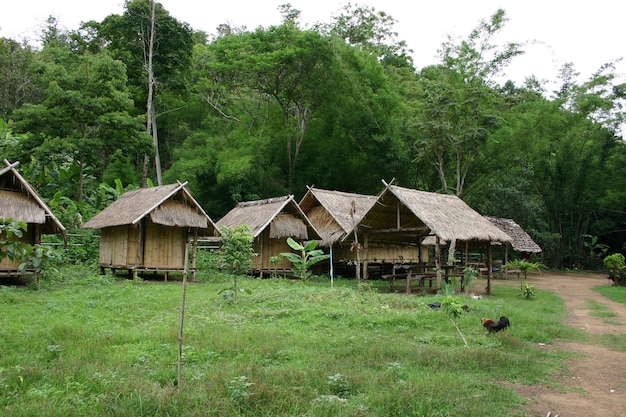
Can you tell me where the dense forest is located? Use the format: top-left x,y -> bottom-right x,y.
1,0 -> 625,269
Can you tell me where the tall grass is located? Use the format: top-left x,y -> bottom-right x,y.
0,268 -> 578,416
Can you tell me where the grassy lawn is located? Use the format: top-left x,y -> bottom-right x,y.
0,267 -> 580,416
592,285 -> 626,352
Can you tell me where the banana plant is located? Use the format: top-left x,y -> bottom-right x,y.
280,237 -> 330,281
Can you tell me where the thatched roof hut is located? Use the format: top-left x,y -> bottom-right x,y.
216,195 -> 322,275
485,216 -> 542,254
344,183 -> 512,288
0,160 -> 66,236
299,187 -> 428,278
1,160 -> 66,275
82,182 -> 217,279
346,184 -> 512,246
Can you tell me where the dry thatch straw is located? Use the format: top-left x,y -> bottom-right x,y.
270,213 -> 307,239
485,216 -> 542,253
216,195 -> 320,240
82,182 -> 217,234
348,184 -> 512,245
0,190 -> 47,224
299,187 -> 377,246
0,159 -> 66,236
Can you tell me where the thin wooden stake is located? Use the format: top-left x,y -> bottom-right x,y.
177,240 -> 190,388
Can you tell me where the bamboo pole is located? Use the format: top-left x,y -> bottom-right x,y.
486,243 -> 493,295
177,240 -> 190,388
191,229 -> 198,282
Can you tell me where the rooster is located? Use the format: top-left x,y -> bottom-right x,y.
481,316 -> 510,333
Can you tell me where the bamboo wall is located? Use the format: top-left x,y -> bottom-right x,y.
99,225 -> 141,267
143,221 -> 185,269
98,221 -> 186,270
252,230 -> 293,270
333,244 -> 427,264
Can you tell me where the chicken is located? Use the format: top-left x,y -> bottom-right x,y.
481,316 -> 510,333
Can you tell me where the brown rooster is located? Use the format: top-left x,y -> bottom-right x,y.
481,316 -> 510,333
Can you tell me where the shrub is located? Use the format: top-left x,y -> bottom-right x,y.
604,253 -> 626,286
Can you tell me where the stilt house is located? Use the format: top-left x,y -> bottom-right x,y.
299,187 -> 427,278
0,160 -> 67,276
82,182 -> 217,280
345,183 -> 512,292
216,195 -> 322,276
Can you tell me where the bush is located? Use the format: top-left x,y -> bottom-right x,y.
604,253 -> 626,286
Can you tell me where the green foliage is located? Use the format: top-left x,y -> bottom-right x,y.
503,259 -> 546,280
603,253 -> 626,286
19,245 -> 60,290
219,225 -> 255,275
280,237 -> 330,281
518,282 -> 536,299
462,267 -> 479,292
439,278 -> 455,296
440,295 -> 469,348
0,219 -> 61,289
228,375 -> 255,412
326,373 -> 351,398
218,225 -> 256,302
0,219 -> 30,262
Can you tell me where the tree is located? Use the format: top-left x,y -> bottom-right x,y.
411,9 -> 523,196
99,0 -> 194,185
219,225 -> 255,302
0,38 -> 37,120
202,20 -> 335,193
325,3 -> 414,68
11,51 -> 150,202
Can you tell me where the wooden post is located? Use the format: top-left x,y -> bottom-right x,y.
177,240 -> 190,388
191,229 -> 198,282
435,236 -> 442,288
486,243 -> 493,294
330,245 -> 334,289
363,234 -> 369,282
465,241 -> 469,267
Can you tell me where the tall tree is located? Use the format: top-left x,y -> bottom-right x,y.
411,9 -> 523,196
201,21 -> 335,193
100,0 -> 193,185
0,38 -> 37,120
11,49 -> 149,202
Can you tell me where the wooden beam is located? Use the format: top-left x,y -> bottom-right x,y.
373,227 -> 429,233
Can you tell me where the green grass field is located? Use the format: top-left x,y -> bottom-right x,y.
0,267 -> 583,416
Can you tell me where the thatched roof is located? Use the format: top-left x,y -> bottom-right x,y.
485,216 -> 542,253
299,187 -> 377,245
0,160 -> 66,237
216,195 -> 321,241
343,184 -> 512,245
82,182 -> 217,234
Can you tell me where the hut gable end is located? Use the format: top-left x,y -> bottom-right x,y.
0,160 -> 66,236
299,187 -> 377,246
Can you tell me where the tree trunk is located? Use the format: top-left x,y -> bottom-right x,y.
142,0 -> 162,186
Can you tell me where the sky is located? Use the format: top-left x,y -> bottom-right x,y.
1,0 -> 625,90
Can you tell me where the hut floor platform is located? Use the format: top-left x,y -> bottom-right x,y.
100,265 -> 198,281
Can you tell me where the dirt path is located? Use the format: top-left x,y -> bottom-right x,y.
497,272 -> 626,417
